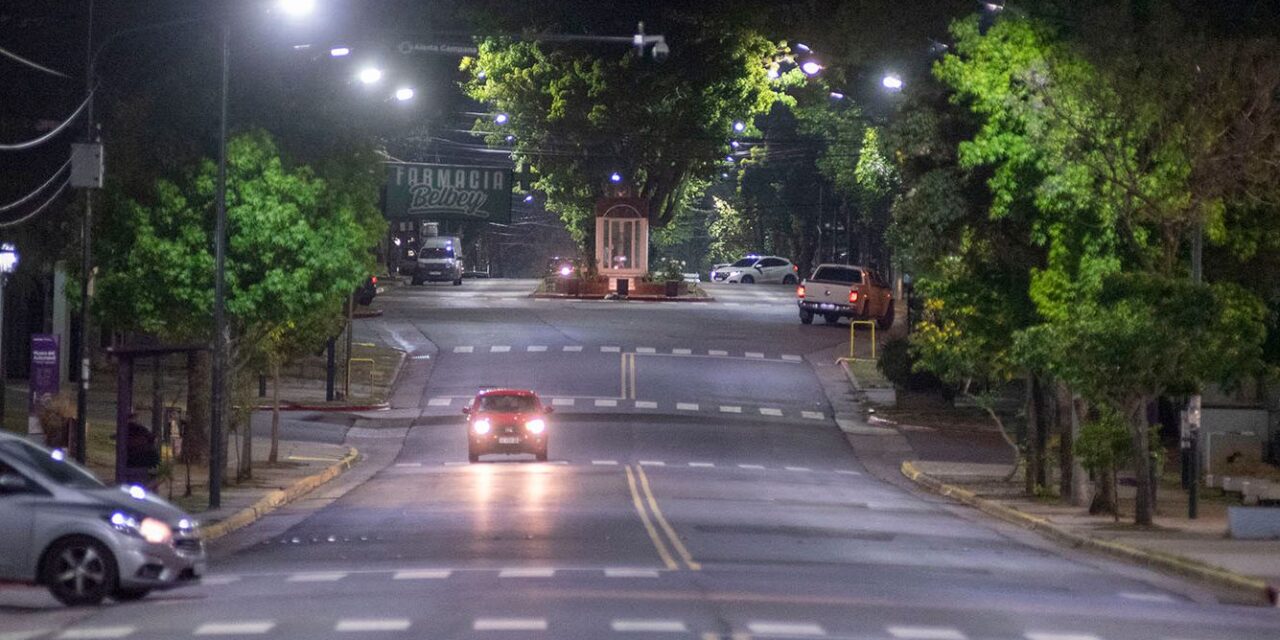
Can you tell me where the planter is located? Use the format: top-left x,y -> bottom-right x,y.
564,278 -> 581,296
664,280 -> 680,297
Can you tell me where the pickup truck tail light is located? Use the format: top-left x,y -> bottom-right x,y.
796,285 -> 806,299
849,290 -> 860,304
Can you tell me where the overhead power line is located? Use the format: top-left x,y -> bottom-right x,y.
0,89 -> 94,151
0,159 -> 71,212
0,44 -> 72,79
0,178 -> 71,228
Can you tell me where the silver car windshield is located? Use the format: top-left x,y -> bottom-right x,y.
0,440 -> 104,489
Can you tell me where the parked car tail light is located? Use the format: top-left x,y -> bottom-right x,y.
371,276 -> 377,285
472,419 -> 491,435
792,265 -> 798,271
849,290 -> 860,303
525,418 -> 546,434
796,285 -> 806,299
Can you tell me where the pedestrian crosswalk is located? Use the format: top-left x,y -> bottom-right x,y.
444,343 -> 806,363
418,396 -> 826,422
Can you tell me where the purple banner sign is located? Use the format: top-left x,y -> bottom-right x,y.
29,334 -> 60,411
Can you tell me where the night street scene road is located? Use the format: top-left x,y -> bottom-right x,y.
3,1 -> 1280,639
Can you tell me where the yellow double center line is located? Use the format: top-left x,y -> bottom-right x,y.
620,352 -> 637,400
625,464 -> 700,570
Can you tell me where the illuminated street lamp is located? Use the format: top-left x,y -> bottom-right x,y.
495,113 -> 509,125
801,60 -> 822,76
394,87 -> 414,101
278,0 -> 316,16
882,74 -> 904,91
610,172 -> 623,183
733,120 -> 746,133
357,67 -> 383,85
329,46 -> 350,57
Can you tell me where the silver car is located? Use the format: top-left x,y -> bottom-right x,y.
0,432 -> 206,605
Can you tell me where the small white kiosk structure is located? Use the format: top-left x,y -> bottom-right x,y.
594,193 -> 649,293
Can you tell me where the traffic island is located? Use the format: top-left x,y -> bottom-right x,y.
533,277 -> 714,302
901,460 -> 1279,606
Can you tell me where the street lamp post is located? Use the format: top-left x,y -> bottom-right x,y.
0,243 -> 17,430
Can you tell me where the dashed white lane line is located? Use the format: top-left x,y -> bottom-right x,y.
782,354 -> 803,361
677,402 -> 699,411
490,345 -> 511,353
527,345 -> 547,352
498,568 -> 556,578
1118,592 -> 1177,603
745,351 -> 765,359
747,622 -> 826,636
801,411 -> 825,420
672,348 -> 692,355
635,400 -> 658,409
888,626 -> 968,640
636,347 -> 656,354
394,462 -> 423,468
601,346 -> 621,353
427,398 -> 452,406
473,618 -> 548,631
759,407 -> 783,416
612,620 -> 689,633
335,619 -> 412,632
287,572 -> 347,582
552,398 -> 575,406
639,460 -> 666,467
592,460 -> 619,465
194,622 -> 276,636
720,405 -> 742,413
452,346 -> 473,353
689,462 -> 715,468
57,629 -> 135,640
738,464 -> 766,470
1024,634 -> 1102,640
709,349 -> 728,356
2,631 -> 52,640
563,345 -> 583,352
595,399 -> 618,407
605,568 -> 661,578
785,466 -> 812,472
393,569 -> 452,580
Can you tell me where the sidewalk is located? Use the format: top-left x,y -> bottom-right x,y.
838,361 -> 1280,605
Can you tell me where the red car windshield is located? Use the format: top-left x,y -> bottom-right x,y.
478,395 -> 538,413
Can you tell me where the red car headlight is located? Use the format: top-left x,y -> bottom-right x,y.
525,419 -> 546,434
472,419 -> 491,435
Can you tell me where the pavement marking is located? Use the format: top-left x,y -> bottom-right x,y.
411,355 -> 431,360
747,622 -> 826,636
595,399 -> 619,407
636,346 -> 657,354
601,346 -> 622,353
592,460 -> 619,466
498,568 -> 556,578
552,398 -> 575,406
452,346 -> 474,353
635,400 -> 658,409
527,345 -> 548,352
745,351 -> 765,359
782,354 -> 803,361
672,348 -> 692,355
563,345 -> 583,352
335,619 -> 412,632
393,569 -> 452,580
738,464 -> 766,470
689,462 -> 715,468
625,465 -> 679,570
724,302 -> 741,306
490,345 -> 511,353
473,619 -> 547,632
785,466 -> 812,472
200,575 -> 241,585
605,568 -> 661,578
1118,592 -> 1177,603
888,626 -> 968,640
676,402 -> 700,411
443,461 -> 469,466
708,349 -> 729,356
287,572 -> 347,582
1,632 -> 52,640
835,470 -> 862,476
635,465 -> 702,571
720,405 -> 742,413
801,411 -> 825,420
612,620 -> 689,633
57,629 -> 135,640
394,462 -> 423,468
1024,634 -> 1102,640
759,407 -> 783,416
639,460 -> 666,466
427,398 -> 452,407
194,622 -> 275,636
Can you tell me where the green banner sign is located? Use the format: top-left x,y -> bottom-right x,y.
384,162 -> 512,223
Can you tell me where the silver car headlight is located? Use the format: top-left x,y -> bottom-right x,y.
108,512 -> 174,545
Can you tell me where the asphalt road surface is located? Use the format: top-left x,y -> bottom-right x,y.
3,279 -> 1278,639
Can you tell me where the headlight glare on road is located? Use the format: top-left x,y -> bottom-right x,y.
473,419 -> 491,435
525,419 -> 546,434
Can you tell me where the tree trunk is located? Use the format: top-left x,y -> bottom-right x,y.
182,350 -> 210,464
1025,373 -> 1041,495
1090,464 -> 1118,517
1128,399 -> 1155,526
1069,393 -> 1090,506
1057,382 -> 1073,500
268,359 -> 280,464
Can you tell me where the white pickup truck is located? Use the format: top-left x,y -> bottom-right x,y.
797,264 -> 894,328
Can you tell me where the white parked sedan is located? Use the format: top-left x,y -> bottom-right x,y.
708,256 -> 799,284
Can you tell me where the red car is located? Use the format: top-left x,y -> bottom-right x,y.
463,389 -> 553,462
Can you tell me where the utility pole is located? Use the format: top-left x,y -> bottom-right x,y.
1185,221 -> 1203,519
74,0 -> 96,464
209,22 -> 230,509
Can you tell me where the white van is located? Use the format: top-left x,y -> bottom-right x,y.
413,235 -> 463,286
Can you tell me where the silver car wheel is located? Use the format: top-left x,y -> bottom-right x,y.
55,545 -> 107,596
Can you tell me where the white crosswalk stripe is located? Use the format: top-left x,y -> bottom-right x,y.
194,622 -> 275,636
57,629 -> 136,640
611,620 -> 689,633
1024,634 -> 1101,640
639,460 -> 665,467
604,568 -> 661,578
527,345 -> 547,352
635,400 -> 658,409
552,398 -> 575,406
427,398 -> 452,406
595,399 -> 618,407
498,568 -> 555,578
287,572 -> 346,582
720,405 -> 742,413
747,622 -> 826,636
759,407 -> 783,416
782,354 -> 803,361
887,626 -> 968,640
563,345 -> 583,352
592,460 -> 619,466
490,345 -> 511,353
335,619 -> 412,632
689,462 -> 715,468
739,464 -> 765,470
601,346 -> 621,353
2,631 -> 54,640
677,402 -> 699,411
474,619 -> 547,631
672,348 -> 692,355
745,351 -> 765,359
453,346 -> 473,353
785,466 -> 812,472
709,349 -> 728,356
393,569 -> 452,580
636,347 -> 656,354
802,411 -> 825,420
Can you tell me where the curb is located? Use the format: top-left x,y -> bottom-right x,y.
900,460 -> 1277,606
201,447 -> 360,541
531,293 -> 715,302
255,402 -> 391,412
